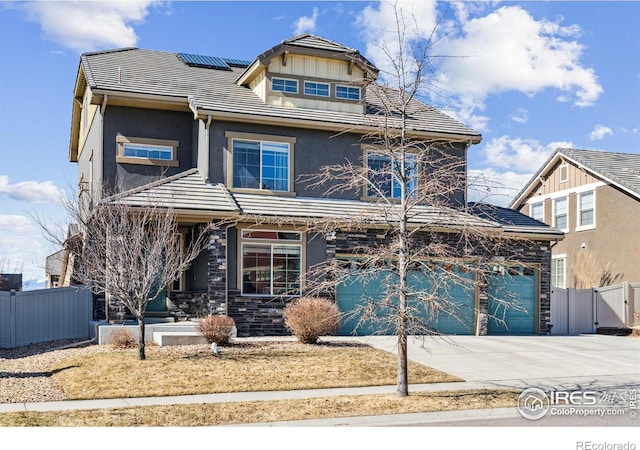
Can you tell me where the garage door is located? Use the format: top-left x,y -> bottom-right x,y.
487,265 -> 537,335
336,264 -> 476,336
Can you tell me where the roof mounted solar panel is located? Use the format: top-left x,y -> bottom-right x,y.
177,53 -> 231,71
222,58 -> 252,68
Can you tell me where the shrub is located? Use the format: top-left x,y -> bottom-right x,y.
108,327 -> 136,349
196,315 -> 235,345
284,297 -> 340,344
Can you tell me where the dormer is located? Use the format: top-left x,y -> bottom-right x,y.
236,34 -> 379,114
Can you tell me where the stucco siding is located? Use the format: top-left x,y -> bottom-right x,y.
103,106 -> 195,191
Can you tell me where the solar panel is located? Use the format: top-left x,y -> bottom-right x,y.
177,53 -> 231,71
222,58 -> 252,68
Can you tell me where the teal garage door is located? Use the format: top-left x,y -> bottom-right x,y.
336,264 -> 476,336
487,266 -> 537,335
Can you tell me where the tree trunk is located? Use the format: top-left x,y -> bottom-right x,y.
397,149 -> 409,397
137,316 -> 146,360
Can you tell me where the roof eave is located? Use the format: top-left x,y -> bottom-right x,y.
194,108 -> 481,142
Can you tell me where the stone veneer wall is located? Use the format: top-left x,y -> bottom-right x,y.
205,226 -> 551,336
207,225 -> 228,316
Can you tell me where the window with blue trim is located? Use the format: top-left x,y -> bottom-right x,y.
271,78 -> 298,94
336,85 -> 361,100
304,81 -> 329,97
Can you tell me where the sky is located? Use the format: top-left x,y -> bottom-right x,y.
1,0 -> 639,286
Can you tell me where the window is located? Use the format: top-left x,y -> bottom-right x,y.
271,77 -> 298,94
232,140 -> 290,191
123,143 -> 173,160
559,164 -> 569,183
577,190 -> 595,229
240,230 -> 302,296
304,81 -> 329,97
336,85 -> 361,100
366,150 -> 418,199
116,135 -> 179,167
530,201 -> 544,222
553,196 -> 568,231
552,256 -> 566,288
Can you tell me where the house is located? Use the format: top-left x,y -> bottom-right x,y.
510,148 -> 640,289
45,250 -> 64,288
66,34 -> 562,336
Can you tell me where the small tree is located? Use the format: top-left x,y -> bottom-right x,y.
300,3 -> 535,397
38,185 -> 208,360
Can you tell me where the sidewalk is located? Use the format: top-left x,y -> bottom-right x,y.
0,380 -> 508,413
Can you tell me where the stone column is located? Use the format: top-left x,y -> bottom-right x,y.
207,224 -> 227,315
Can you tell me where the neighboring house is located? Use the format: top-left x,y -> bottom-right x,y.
511,148 -> 640,289
65,34 -> 562,336
45,250 -> 65,288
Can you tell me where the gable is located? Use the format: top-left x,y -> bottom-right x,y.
530,159 -> 602,198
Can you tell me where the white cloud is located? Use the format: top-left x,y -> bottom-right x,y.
0,214 -> 50,282
356,0 -> 439,82
481,136 -> 572,173
589,124 -> 613,141
510,108 -> 529,124
293,7 -> 319,35
20,1 -> 161,52
0,176 -> 64,204
468,168 -> 534,207
355,2 -> 603,131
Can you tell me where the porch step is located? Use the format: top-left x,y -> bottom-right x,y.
153,331 -> 208,346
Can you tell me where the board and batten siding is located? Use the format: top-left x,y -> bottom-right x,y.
0,287 -> 93,348
531,160 -> 600,197
266,54 -> 364,114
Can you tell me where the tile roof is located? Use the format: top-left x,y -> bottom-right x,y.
559,148 -> 640,196
510,148 -> 640,207
106,170 -> 563,239
105,169 -> 239,214
468,203 -> 563,238
79,47 -> 480,140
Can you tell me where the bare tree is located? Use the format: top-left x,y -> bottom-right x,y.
38,186 -> 208,360
571,248 -> 623,289
300,3 -> 536,397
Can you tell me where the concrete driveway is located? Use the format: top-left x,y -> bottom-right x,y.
329,334 -> 640,390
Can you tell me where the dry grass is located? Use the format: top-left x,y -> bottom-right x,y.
0,389 -> 518,427
53,341 -> 461,400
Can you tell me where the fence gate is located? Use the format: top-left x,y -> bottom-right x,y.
551,282 -> 637,334
551,288 -> 595,335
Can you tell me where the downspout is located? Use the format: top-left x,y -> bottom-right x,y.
100,95 -> 109,323
464,138 -> 472,209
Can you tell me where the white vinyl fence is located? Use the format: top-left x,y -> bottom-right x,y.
551,282 -> 640,335
0,287 -> 92,348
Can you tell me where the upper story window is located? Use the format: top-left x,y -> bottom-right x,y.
304,81 -> 330,97
271,77 -> 298,94
336,85 -> 361,101
366,150 -> 418,200
577,190 -> 595,230
553,196 -> 568,231
240,229 -> 302,296
226,132 -> 296,194
530,201 -> 544,222
116,135 -> 179,167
